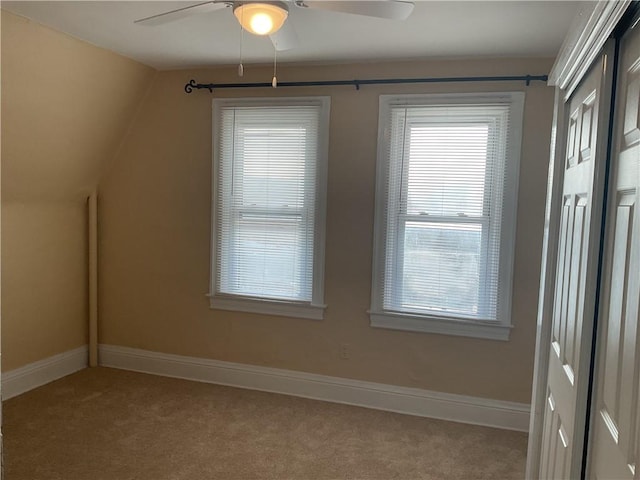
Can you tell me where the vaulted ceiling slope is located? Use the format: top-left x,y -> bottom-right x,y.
0,1 -> 583,202
1,11 -> 155,202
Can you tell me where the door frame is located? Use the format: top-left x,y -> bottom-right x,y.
526,2 -> 632,479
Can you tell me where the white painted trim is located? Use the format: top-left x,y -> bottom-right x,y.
210,97 -> 330,319
99,344 -> 530,432
525,87 -> 568,480
549,1 -> 631,92
370,311 -> 511,341
2,346 -> 88,400
88,192 -> 99,367
369,92 -> 523,340
209,294 -> 326,320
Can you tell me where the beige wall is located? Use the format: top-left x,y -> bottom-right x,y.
1,203 -> 87,371
1,11 -> 155,370
100,57 -> 553,404
1,11 -> 156,203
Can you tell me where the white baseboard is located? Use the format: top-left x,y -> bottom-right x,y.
2,346 -> 88,400
99,344 -> 530,432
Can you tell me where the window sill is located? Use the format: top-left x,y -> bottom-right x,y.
369,311 -> 512,341
209,294 -> 326,320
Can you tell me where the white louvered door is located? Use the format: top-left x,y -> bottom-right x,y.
588,18 -> 640,480
539,48 -> 613,479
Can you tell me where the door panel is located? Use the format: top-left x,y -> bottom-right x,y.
542,391 -> 571,478
589,20 -> 640,480
539,48 -> 613,479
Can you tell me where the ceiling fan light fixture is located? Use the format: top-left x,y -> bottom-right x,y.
233,2 -> 288,36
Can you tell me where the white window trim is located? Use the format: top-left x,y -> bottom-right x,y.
209,97 -> 330,320
369,311 -> 513,341
370,92 -> 525,341
209,294 -> 327,321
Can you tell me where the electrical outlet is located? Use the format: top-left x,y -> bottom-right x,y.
340,343 -> 350,360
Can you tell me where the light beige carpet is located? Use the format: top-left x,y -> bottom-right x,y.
3,367 -> 527,479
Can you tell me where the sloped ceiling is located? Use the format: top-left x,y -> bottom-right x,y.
0,1 -> 584,202
1,11 -> 156,202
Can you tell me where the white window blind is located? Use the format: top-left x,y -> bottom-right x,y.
371,93 -> 524,340
211,98 -> 329,319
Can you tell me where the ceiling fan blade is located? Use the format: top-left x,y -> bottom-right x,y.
270,21 -> 300,51
134,1 -> 229,26
300,1 -> 414,20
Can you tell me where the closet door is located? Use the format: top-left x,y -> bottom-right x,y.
539,47 -> 614,479
589,18 -> 640,480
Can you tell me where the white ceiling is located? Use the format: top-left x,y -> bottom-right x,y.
2,1 -> 584,70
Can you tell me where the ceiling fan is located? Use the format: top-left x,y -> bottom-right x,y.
134,1 -> 415,51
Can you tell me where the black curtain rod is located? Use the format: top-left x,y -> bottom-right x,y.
184,74 -> 548,93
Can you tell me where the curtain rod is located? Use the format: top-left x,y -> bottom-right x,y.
184,74 -> 548,93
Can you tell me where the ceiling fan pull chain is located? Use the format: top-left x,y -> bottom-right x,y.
238,6 -> 245,77
272,47 -> 278,88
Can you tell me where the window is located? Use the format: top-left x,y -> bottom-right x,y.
370,92 -> 524,340
210,97 -> 330,320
